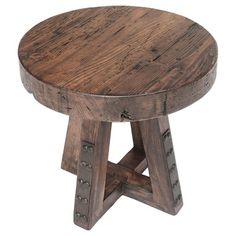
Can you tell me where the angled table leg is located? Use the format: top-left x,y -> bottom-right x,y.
61,115 -> 182,230
62,117 -> 112,229
73,120 -> 111,230
139,116 -> 183,214
118,122 -> 147,173
130,122 -> 144,150
61,116 -> 82,174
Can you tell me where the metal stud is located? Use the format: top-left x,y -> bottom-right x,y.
87,164 -> 92,169
75,212 -> 87,221
78,179 -> 90,187
82,144 -> 93,152
167,148 -> 174,157
169,163 -> 176,173
82,144 -> 89,151
79,161 -> 92,170
172,179 -> 179,188
163,129 -> 171,140
83,198 -> 88,204
76,195 -> 88,204
88,146 -> 93,152
174,194 -> 182,205
80,161 -> 87,167
75,212 -> 81,217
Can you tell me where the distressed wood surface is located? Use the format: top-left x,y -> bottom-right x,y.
73,120 -> 111,229
19,6 -> 217,122
61,115 -> 182,229
61,116 -> 82,174
19,6 -> 217,230
138,116 -> 182,214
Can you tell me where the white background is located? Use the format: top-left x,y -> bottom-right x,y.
0,0 -> 235,235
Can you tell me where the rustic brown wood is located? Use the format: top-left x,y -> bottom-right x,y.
103,148 -> 146,205
74,119 -> 111,229
130,122 -> 144,150
62,116 -> 182,227
139,116 -> 183,214
118,147 -> 146,173
61,116 -> 81,174
19,6 -> 217,122
19,6 -> 217,230
62,138 -> 147,176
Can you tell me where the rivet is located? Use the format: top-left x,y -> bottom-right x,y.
172,180 -> 179,188
88,146 -> 93,152
175,194 -> 182,205
82,144 -> 93,152
75,212 -> 81,217
83,198 -> 88,204
75,212 -> 87,221
78,179 -> 90,187
167,148 -> 174,157
163,130 -> 171,140
80,161 -> 92,170
82,145 -> 89,151
80,161 -> 87,167
169,163 -> 176,173
76,196 -> 88,204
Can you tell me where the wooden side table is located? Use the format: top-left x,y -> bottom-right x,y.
18,6 -> 217,230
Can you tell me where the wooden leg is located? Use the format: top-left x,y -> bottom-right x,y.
61,116 -> 182,230
73,119 -> 111,229
118,122 -> 147,173
138,116 -> 183,214
130,122 -> 144,150
61,116 -> 81,174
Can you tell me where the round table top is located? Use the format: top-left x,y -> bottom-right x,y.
19,6 -> 217,121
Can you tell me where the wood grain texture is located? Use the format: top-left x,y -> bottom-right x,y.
19,6 -> 217,230
61,116 -> 81,174
139,116 -> 182,214
62,115 -> 183,230
19,6 -> 217,122
73,120 -> 111,229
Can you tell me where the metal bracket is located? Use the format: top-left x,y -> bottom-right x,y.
74,141 -> 95,225
162,129 -> 182,207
